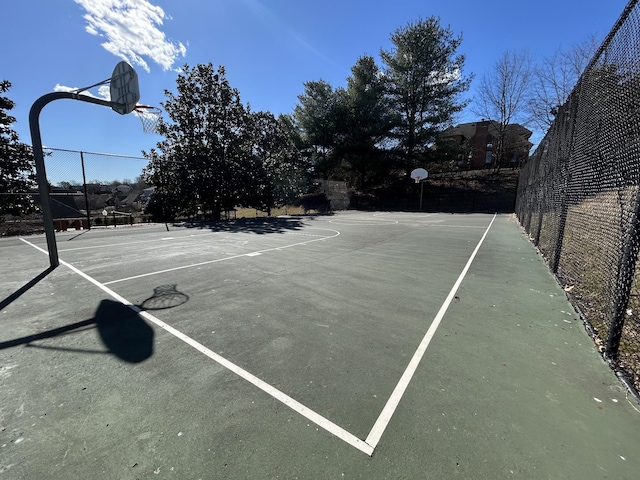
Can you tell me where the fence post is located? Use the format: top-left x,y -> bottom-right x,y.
550,96 -> 580,275
551,200 -> 569,274
606,187 -> 640,360
80,151 -> 91,229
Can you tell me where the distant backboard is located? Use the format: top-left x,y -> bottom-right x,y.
411,168 -> 428,183
110,61 -> 140,115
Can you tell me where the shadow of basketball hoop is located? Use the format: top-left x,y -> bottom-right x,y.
139,285 -> 189,311
95,300 -> 154,363
0,299 -> 154,363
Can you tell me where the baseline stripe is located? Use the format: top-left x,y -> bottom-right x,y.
364,213 -> 497,448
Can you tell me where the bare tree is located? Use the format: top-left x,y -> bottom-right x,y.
528,35 -> 600,131
473,50 -> 533,172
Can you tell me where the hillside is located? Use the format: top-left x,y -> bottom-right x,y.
349,169 -> 520,213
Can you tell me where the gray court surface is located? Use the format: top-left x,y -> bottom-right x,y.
1,212 -> 639,479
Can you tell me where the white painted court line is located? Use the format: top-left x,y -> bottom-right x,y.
57,235 -> 210,253
57,230 -> 327,253
101,228 -> 340,285
328,220 -> 399,225
364,213 -> 497,449
19,213 -> 496,456
373,212 -> 436,219
425,225 -> 488,229
19,237 -> 374,456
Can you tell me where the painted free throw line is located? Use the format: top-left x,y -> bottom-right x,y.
102,227 -> 340,285
20,213 -> 496,456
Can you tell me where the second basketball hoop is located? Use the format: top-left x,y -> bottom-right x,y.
411,168 -> 428,183
411,167 -> 428,211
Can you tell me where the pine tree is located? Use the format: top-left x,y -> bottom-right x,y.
381,17 -> 471,176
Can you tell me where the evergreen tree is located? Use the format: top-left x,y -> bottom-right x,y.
334,56 -> 396,188
293,80 -> 339,179
143,63 -> 305,221
0,80 -> 35,216
246,112 -> 308,214
381,17 -> 471,176
143,64 -> 253,221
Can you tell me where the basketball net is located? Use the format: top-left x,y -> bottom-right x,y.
133,105 -> 162,134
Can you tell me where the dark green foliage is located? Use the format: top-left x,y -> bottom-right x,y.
427,136 -> 469,170
296,192 -> 330,213
142,64 -> 307,221
380,17 -> 472,176
245,112 -> 308,215
292,17 -> 471,187
293,80 -> 339,179
0,80 -> 36,216
333,56 -> 397,189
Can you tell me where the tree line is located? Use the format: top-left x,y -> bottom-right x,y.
1,16 -> 601,220
142,17 -> 471,221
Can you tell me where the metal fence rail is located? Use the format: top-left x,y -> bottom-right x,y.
516,0 -> 640,397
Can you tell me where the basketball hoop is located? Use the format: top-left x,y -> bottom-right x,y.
133,105 -> 162,134
410,167 -> 428,211
410,168 -> 428,183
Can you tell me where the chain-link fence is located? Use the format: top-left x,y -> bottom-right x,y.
516,0 -> 640,398
40,147 -> 152,229
1,148 -> 152,234
0,148 -> 153,235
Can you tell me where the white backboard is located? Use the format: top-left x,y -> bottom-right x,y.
110,61 -> 140,115
411,168 -> 428,182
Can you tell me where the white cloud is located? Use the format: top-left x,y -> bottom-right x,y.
97,85 -> 111,99
54,84 -> 111,100
74,0 -> 187,73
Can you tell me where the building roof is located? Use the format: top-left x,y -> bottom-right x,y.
34,193 -> 85,220
444,122 -> 477,140
443,120 -> 532,140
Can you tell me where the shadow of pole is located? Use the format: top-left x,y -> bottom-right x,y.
0,266 -> 57,311
66,229 -> 91,241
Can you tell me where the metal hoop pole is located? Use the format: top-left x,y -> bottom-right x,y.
29,92 -> 121,268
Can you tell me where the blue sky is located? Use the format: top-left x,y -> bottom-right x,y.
2,0 -> 627,182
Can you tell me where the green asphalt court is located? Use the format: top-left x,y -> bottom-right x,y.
1,211 -> 640,479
